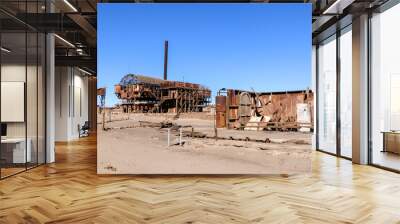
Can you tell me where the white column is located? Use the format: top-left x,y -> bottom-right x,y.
311,45 -> 317,150
352,14 -> 369,164
46,33 -> 55,163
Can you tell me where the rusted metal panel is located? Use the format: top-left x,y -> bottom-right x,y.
231,97 -> 236,106
228,108 -> 238,120
239,92 -> 252,127
227,90 -> 238,106
176,82 -> 183,88
215,96 -> 226,112
225,89 -> 314,130
216,112 -> 226,128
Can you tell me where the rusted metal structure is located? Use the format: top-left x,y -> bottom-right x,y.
164,40 -> 168,80
97,87 -> 106,113
114,74 -> 163,113
97,87 -> 107,130
115,74 -> 211,113
215,95 -> 227,128
159,81 -> 211,113
216,89 -> 314,131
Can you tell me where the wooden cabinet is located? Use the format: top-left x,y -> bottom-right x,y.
382,132 -> 400,154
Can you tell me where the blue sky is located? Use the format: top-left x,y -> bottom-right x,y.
98,4 -> 311,106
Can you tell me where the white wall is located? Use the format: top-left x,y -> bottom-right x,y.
1,63 -> 46,164
1,65 -> 26,138
55,66 -> 69,141
71,72 -> 89,138
1,65 -> 41,138
55,67 -> 89,141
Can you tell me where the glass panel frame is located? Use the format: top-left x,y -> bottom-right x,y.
339,25 -> 353,159
317,34 -> 337,155
0,1 -> 47,179
370,2 -> 400,172
0,30 -> 28,178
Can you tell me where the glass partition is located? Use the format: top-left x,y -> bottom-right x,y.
339,26 -> 352,158
370,3 -> 400,171
27,31 -> 38,169
0,1 -> 46,179
1,31 -> 28,177
317,35 -> 337,154
38,32 -> 45,165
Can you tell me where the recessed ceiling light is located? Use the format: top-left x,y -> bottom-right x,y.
54,34 -> 75,48
63,0 -> 78,12
78,67 -> 93,76
323,0 -> 355,15
1,47 -> 11,53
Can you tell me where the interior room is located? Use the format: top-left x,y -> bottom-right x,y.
0,0 -> 399,223
0,9 -> 46,178
0,0 -> 96,179
370,2 -> 400,171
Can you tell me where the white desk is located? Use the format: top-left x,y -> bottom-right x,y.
1,138 -> 31,163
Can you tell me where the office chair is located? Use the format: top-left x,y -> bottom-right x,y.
79,121 -> 90,138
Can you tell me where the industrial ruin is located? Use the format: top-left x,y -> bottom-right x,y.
216,89 -> 313,132
112,83 -> 313,132
106,61 -> 313,132
109,39 -> 313,132
114,74 -> 212,113
98,39 -> 313,174
113,41 -> 211,114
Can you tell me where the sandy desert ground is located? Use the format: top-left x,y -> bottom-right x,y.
97,112 -> 312,174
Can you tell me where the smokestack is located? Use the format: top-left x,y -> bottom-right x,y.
163,40 -> 168,80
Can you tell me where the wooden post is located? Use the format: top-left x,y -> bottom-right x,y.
167,128 -> 171,147
179,128 -> 183,146
102,109 -> 105,130
214,105 -> 218,140
180,90 -> 183,114
183,91 -> 186,113
175,90 -> 179,115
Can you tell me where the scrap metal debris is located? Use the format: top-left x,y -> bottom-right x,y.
216,89 -> 313,132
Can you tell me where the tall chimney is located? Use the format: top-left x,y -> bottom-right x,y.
163,40 -> 168,80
